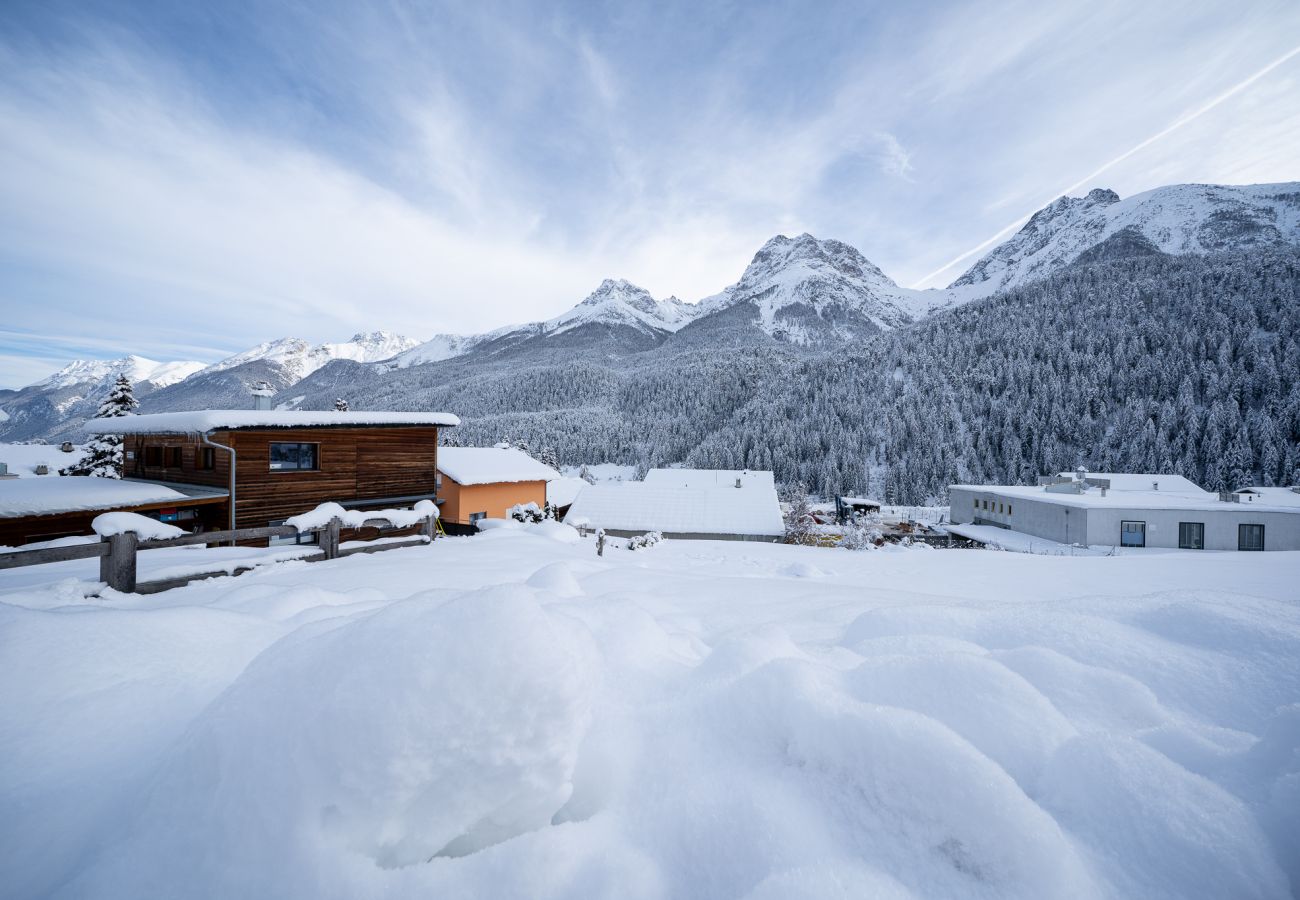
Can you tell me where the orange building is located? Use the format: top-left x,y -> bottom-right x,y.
435,447 -> 560,529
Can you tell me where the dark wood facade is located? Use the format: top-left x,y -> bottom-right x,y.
126,425 -> 442,531
0,495 -> 227,547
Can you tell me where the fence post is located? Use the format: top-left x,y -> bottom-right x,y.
423,514 -> 436,541
323,518 -> 341,559
100,532 -> 138,592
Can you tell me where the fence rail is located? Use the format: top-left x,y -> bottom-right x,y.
0,511 -> 439,594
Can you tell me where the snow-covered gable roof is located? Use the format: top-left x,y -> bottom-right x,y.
643,468 -> 776,490
81,410 -> 460,435
563,483 -> 784,536
437,447 -> 560,486
0,477 -> 188,518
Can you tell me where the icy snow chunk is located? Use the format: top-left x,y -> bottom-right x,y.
74,586 -> 599,894
91,511 -> 185,540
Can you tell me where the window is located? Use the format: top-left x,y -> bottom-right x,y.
973,498 -> 979,511
1238,523 -> 1265,551
1120,520 -> 1146,548
166,447 -> 183,468
269,442 -> 318,471
268,518 -> 319,546
1007,504 -> 1012,515
199,447 -> 216,470
1178,522 -> 1204,550
468,511 -> 487,523
144,446 -> 163,467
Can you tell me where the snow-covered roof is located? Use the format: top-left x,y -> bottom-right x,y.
81,410 -> 461,435
1233,487 -> 1300,508
643,468 -> 776,489
1055,472 -> 1206,495
546,476 -> 588,508
0,477 -> 189,518
563,483 -> 784,536
954,476 -> 1300,514
437,447 -> 560,486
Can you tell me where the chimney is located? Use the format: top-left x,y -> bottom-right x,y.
251,381 -> 274,411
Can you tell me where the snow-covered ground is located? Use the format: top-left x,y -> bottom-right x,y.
0,441 -> 84,476
2,527 -> 1297,899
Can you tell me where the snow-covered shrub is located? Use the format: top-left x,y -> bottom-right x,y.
626,531 -> 662,551
508,502 -> 545,524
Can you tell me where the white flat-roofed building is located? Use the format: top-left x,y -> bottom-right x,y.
949,470 -> 1300,551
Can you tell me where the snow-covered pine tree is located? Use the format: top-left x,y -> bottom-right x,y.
782,482 -> 817,545
334,398 -> 350,412
61,375 -> 138,478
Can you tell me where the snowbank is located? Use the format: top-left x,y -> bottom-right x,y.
2,532 -> 1297,899
92,512 -> 185,540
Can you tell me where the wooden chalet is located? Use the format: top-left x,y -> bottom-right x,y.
65,409 -> 461,545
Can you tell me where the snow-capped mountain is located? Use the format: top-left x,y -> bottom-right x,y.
694,233 -> 952,345
201,332 -> 419,382
952,182 -> 1300,293
31,355 -> 205,390
383,279 -> 699,367
547,279 -> 698,336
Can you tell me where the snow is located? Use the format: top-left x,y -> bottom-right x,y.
1,534 -> 1297,898
84,409 -> 460,435
92,511 -> 185,540
284,500 -> 437,532
437,447 -> 560,486
564,482 -> 784,537
944,523 -> 1115,555
0,476 -> 186,517
200,332 -> 420,382
561,462 -> 638,483
29,355 -> 204,390
546,476 -> 588,508
643,468 -> 775,489
951,182 -> 1300,293
544,279 -> 698,337
958,476 -> 1300,513
0,442 -> 84,477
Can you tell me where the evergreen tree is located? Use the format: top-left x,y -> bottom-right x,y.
334,398 -> 350,412
61,375 -> 137,478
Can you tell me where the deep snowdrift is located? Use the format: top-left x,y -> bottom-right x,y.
1,530 -> 1296,899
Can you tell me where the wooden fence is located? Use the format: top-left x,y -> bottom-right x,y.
0,513 -> 439,594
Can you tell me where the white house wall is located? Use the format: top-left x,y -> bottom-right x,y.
949,486 -> 1300,551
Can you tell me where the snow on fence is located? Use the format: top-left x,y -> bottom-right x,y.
0,503 -> 440,594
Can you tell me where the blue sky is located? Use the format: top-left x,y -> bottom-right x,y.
1,0 -> 1299,387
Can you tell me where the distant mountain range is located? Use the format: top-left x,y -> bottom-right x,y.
2,180 -> 1298,446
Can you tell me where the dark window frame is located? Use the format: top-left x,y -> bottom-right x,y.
269,442 -> 320,472
1178,522 -> 1205,550
199,447 -> 216,470
144,446 -> 164,467
1120,520 -> 1146,548
166,446 -> 183,468
1238,523 -> 1265,551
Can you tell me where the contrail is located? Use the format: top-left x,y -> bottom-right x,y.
911,42 -> 1300,289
